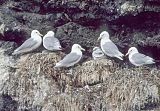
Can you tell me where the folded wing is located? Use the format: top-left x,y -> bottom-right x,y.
132,53 -> 154,65
102,41 -> 122,57
12,38 -> 39,55
55,53 -> 81,67
43,36 -> 61,50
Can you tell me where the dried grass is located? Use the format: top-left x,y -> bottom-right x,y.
5,53 -> 160,111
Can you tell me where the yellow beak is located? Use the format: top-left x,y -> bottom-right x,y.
81,47 -> 85,51
125,52 -> 129,56
97,36 -> 101,41
38,33 -> 43,37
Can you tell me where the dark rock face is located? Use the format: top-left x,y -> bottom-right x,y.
0,0 -> 160,58
0,0 -> 160,47
0,0 -> 160,111
0,94 -> 18,111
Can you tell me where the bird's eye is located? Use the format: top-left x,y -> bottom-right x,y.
102,34 -> 105,36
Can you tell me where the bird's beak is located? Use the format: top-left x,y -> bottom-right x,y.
125,52 -> 129,56
59,47 -> 63,50
38,33 -> 43,37
97,36 -> 101,41
80,47 -> 85,51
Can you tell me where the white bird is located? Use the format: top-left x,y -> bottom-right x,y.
126,47 -> 155,66
43,31 -> 62,51
98,31 -> 124,60
92,47 -> 105,60
12,30 -> 43,55
54,44 -> 85,68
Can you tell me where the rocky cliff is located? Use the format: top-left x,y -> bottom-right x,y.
0,0 -> 160,111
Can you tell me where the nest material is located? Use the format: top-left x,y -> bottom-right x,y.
4,52 -> 160,111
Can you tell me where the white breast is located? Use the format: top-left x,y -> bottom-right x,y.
33,35 -> 42,42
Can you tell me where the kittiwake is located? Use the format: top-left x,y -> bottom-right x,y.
92,47 -> 105,60
98,31 -> 124,60
126,47 -> 155,66
54,44 -> 85,68
12,30 -> 43,55
43,31 -> 62,51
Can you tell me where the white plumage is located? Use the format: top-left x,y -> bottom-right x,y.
43,31 -> 62,51
54,44 -> 85,68
126,47 -> 155,66
98,31 -> 124,60
12,30 -> 43,55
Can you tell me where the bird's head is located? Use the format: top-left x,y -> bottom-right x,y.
125,47 -> 138,56
98,31 -> 110,41
31,30 -> 43,37
46,31 -> 55,37
72,44 -> 85,52
93,47 -> 100,51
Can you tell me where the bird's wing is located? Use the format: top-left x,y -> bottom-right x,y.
131,53 -> 153,65
14,38 -> 38,53
95,49 -> 104,55
102,41 -> 121,56
43,36 -> 61,50
92,49 -> 104,57
58,52 -> 81,66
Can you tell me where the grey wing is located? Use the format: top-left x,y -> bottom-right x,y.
15,38 -> 38,52
59,53 -> 81,66
102,42 -> 120,56
132,53 -> 152,64
93,49 -> 104,56
43,36 -> 61,49
95,49 -> 104,55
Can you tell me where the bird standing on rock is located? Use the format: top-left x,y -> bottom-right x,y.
12,30 -> 43,55
98,31 -> 124,60
43,31 -> 62,51
126,47 -> 155,66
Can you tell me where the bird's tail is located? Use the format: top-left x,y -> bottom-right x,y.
12,50 -> 18,55
117,52 -> 124,60
117,56 -> 123,60
54,63 -> 61,68
58,46 -> 63,50
120,52 -> 124,57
